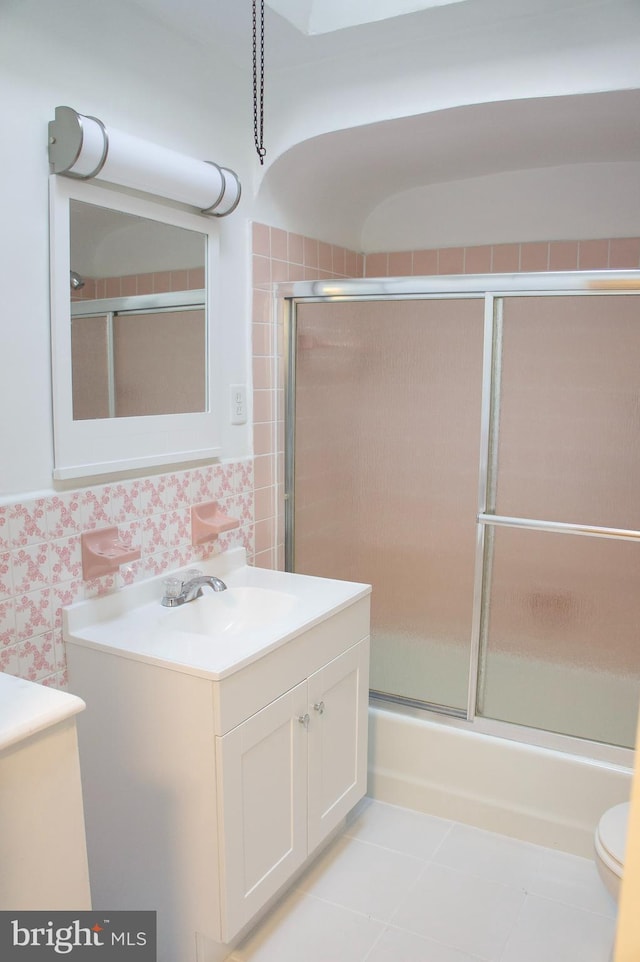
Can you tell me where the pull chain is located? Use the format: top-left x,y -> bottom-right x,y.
252,0 -> 266,165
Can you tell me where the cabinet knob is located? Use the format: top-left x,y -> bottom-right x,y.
313,701 -> 325,715
297,713 -> 310,728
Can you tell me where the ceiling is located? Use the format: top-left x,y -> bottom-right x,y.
124,0 -> 640,244
257,88 -> 640,245
266,89 -> 640,196
126,0 -> 612,70
264,0 -> 470,36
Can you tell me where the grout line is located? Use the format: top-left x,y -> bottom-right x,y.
495,889 -> 531,962
339,829 -> 440,864
427,818 -> 455,861
294,887 -> 392,926
382,920 -> 489,962
412,853 -> 534,896
522,889 -> 618,921
361,922 -> 389,962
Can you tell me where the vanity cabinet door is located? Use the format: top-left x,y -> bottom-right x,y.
307,639 -> 370,853
216,681 -> 309,942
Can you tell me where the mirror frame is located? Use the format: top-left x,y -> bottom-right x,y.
49,176 -> 221,480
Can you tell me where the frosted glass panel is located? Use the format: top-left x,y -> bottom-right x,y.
113,309 -> 206,417
480,527 -> 640,747
71,309 -> 206,419
293,298 -> 484,711
497,295 -> 640,529
71,314 -> 111,420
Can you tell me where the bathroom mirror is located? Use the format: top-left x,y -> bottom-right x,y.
50,177 -> 221,480
70,200 -> 207,421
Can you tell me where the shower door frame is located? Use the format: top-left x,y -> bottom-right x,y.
282,270 -> 640,767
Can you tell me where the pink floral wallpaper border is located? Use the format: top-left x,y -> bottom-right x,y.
0,459 -> 254,689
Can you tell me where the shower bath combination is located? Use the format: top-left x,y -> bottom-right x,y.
284,270 -> 640,761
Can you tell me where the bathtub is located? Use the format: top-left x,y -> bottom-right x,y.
367,704 -> 633,857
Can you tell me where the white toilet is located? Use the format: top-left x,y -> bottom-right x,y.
594,802 -> 629,901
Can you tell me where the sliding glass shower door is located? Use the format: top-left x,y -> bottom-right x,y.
478,294 -> 640,746
289,297 -> 485,713
286,284 -> 640,749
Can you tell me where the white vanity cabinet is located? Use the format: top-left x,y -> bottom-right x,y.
0,672 -> 91,911
64,555 -> 370,962
217,639 -> 369,940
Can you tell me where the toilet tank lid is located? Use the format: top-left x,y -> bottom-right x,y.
598,802 -> 630,865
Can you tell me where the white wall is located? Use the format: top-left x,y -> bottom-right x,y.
2,0 -> 640,498
0,0 -> 252,498
362,162 -> 640,251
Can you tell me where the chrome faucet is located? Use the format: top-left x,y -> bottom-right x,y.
161,574 -> 228,607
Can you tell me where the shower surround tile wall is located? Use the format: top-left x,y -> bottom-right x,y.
251,223 -> 364,571
0,460 -> 254,688
363,237 -> 640,276
253,226 -> 640,572
71,268 -> 206,300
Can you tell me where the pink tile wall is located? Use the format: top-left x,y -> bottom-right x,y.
363,238 -> 640,276
253,228 -> 639,576
251,223 -> 364,570
71,268 -> 205,301
0,460 -> 254,688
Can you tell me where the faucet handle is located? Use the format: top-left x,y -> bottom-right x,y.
162,577 -> 183,603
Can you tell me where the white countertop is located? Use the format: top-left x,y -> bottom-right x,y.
64,549 -> 371,681
0,672 -> 85,752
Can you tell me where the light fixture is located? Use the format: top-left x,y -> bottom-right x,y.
47,106 -> 241,217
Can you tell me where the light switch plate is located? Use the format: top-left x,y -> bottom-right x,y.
230,384 -> 247,425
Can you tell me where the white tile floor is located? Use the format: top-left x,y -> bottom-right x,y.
229,797 -> 617,962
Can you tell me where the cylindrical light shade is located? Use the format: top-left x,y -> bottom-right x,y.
48,106 -> 241,217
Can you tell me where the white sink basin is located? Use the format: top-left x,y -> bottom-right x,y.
160,586 -> 296,637
63,547 -> 371,680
